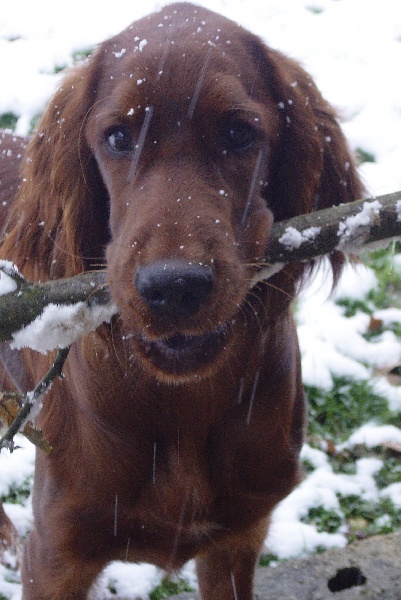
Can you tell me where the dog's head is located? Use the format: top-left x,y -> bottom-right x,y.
2,3 -> 364,381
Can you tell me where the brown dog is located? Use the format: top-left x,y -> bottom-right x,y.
0,3 -> 364,598
0,131 -> 27,567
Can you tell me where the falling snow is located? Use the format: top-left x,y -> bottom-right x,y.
1,0 -> 401,598
112,48 -> 127,58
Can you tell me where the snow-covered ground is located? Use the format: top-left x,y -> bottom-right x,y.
1,0 -> 401,598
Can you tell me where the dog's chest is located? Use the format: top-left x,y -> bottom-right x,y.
138,443 -> 216,525
113,445 -> 225,565
129,428 -> 257,536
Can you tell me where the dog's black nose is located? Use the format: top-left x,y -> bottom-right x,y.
135,260 -> 214,319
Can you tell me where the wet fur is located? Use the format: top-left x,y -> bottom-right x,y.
0,4 -> 364,598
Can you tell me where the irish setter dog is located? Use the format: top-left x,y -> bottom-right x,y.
0,3 -> 364,598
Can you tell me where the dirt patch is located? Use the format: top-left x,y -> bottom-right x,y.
170,530 -> 401,599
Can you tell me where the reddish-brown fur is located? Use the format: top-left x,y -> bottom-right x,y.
0,4 -> 364,598
0,131 -> 26,566
0,500 -> 19,566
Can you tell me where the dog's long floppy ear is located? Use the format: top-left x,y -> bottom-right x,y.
253,41 -> 365,221
245,36 -> 365,290
0,53 -> 109,281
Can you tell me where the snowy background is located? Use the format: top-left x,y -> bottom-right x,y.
1,0 -> 401,598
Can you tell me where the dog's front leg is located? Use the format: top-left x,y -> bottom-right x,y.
21,529 -> 106,600
196,516 -> 269,600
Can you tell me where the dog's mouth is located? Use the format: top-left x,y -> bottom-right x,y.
134,326 -> 229,378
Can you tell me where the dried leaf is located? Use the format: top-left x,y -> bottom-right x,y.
368,316 -> 383,332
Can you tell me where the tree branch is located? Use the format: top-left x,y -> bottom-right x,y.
0,347 -> 70,452
0,191 -> 400,349
0,268 -> 112,344
0,392 -> 52,453
265,190 -> 401,264
0,190 -> 400,452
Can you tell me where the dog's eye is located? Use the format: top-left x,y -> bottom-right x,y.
105,127 -> 133,155
223,121 -> 257,153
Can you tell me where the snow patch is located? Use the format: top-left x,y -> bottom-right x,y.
343,423 -> 401,449
10,301 -> 118,353
278,226 -> 321,251
134,39 -> 147,52
396,200 -> 401,222
92,562 -> 161,599
0,261 -> 21,296
336,200 -> 382,251
0,271 -> 17,296
380,483 -> 401,508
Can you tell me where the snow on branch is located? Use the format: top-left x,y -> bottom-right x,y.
0,266 -> 118,451
0,266 -> 117,351
253,190 -> 401,282
0,191 -> 400,351
0,190 -> 400,452
273,192 -> 401,258
0,270 -> 117,451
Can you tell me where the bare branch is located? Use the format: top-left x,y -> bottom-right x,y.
1,190 -> 401,452
1,191 -> 401,346
0,269 -> 112,344
0,192 -> 400,347
0,347 -> 70,452
0,392 -> 51,453
265,191 -> 401,264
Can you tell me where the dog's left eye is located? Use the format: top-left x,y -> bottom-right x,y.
105,127 -> 133,155
222,121 -> 257,153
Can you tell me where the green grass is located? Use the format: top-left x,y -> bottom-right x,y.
340,495 -> 401,542
306,377 -> 392,442
1,476 -> 32,506
335,297 -> 372,318
301,506 -> 344,533
104,576 -> 194,598
259,552 -> 280,567
0,111 -> 43,134
149,578 -> 194,600
54,47 -> 93,73
376,456 -> 401,488
297,242 -> 401,571
301,450 -> 401,544
363,243 -> 401,309
356,147 -> 376,164
0,112 -> 18,131
306,5 -> 324,14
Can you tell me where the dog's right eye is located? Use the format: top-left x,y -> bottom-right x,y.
220,118 -> 258,154
105,127 -> 133,155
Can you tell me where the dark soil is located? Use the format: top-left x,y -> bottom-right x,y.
170,530 -> 401,599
